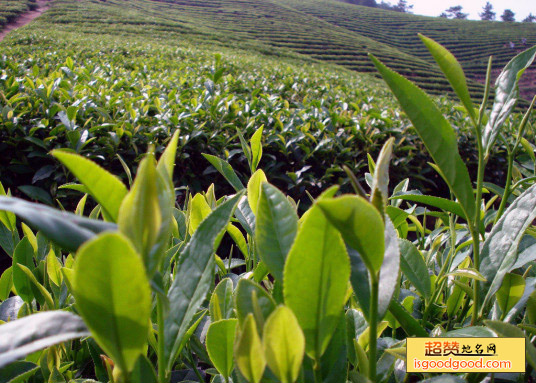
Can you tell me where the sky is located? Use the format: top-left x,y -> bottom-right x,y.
408,0 -> 533,21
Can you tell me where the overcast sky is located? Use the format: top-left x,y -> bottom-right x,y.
408,0 -> 533,21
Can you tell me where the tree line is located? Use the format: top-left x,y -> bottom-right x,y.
338,0 -> 535,22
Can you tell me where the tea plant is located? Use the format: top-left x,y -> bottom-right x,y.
1,36 -> 536,383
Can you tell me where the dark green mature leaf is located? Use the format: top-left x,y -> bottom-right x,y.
317,195 -> 384,273
206,319 -> 238,379
378,218 -> 400,320
131,355 -> 157,383
18,186 -> 53,205
0,196 -> 116,252
480,183 -> 536,313
256,183 -> 298,282
390,193 -> 466,220
0,311 -> 88,368
0,361 -> 39,383
284,205 -> 350,360
165,192 -> 244,370
399,239 -> 431,300
370,54 -> 475,222
497,273 -> 525,317
388,300 -> 427,337
419,34 -> 476,124
482,45 -> 536,157
210,278 -> 235,321
235,279 -> 276,333
51,150 -> 128,221
203,154 -> 245,192
73,232 -> 151,374
347,246 -> 371,320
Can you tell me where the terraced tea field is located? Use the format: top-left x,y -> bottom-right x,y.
5,0 -> 535,100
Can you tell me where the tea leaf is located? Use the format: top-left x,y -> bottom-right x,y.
317,195 -> 384,273
0,196 -> 116,252
73,232 -> 151,375
377,218 -> 400,320
497,273 -> 525,317
164,192 -> 244,369
399,239 -> 431,300
203,154 -> 245,192
206,319 -> 238,380
247,169 -> 267,216
235,314 -> 265,383
256,183 -> 298,282
284,205 -> 350,360
419,34 -> 476,124
210,278 -> 235,321
118,153 -> 161,272
51,150 -> 128,221
263,306 -> 304,383
0,311 -> 88,368
235,278 -> 276,333
371,137 -> 394,209
482,45 -> 536,157
388,300 -> 427,337
370,54 -> 475,222
480,183 -> 536,313
251,126 -> 263,172
390,193 -> 466,220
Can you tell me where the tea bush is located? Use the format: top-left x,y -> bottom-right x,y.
1,37 -> 536,383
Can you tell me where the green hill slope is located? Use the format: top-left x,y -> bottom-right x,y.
6,0 -> 535,99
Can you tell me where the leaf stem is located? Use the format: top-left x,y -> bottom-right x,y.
313,359 -> 322,383
368,274 -> 379,381
157,294 -> 167,383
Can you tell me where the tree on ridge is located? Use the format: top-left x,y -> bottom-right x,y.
479,2 -> 495,20
501,9 -> 516,22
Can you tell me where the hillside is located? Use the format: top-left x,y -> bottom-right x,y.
5,0 -> 533,102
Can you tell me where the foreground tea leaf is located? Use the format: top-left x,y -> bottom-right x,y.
210,278 -> 234,321
73,232 -> 151,375
419,34 -> 476,124
256,183 -> 298,282
235,279 -> 276,332
284,205 -> 350,360
235,314 -> 265,383
0,197 -> 116,252
206,319 -> 238,380
51,150 -> 128,221
482,45 -> 536,157
370,54 -> 475,222
377,218 -> 400,320
0,361 -> 39,383
480,183 -> 536,313
118,149 -> 174,275
399,239 -> 431,300
263,306 -> 304,383
247,169 -> 267,216
317,195 -> 384,273
0,311 -> 88,368
165,192 -> 244,369
497,273 -> 525,317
